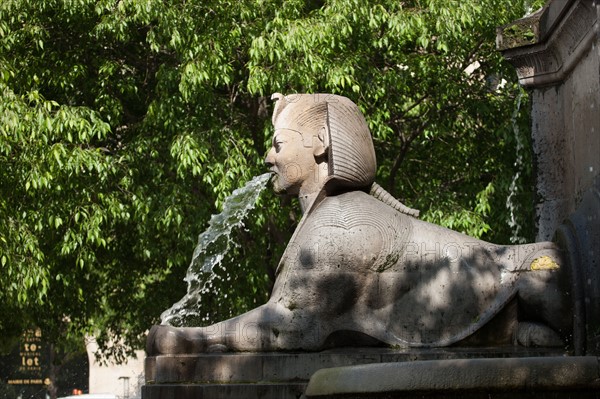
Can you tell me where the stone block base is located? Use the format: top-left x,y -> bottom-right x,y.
143,347 -> 568,399
142,383 -> 305,399
304,356 -> 600,398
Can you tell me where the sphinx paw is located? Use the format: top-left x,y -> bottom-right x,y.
516,321 -> 564,347
147,325 -> 198,355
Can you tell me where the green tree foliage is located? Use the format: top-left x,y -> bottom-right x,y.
1,0 -> 541,368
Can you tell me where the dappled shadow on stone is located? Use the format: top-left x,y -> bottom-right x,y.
146,189 -> 570,355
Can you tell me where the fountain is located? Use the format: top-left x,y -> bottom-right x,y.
143,1 -> 599,396
160,172 -> 272,327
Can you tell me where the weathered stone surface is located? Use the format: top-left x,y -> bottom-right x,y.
498,0 -> 599,242
498,0 -> 599,356
497,0 -> 598,87
142,383 -> 306,399
555,179 -> 600,355
144,348 -> 569,399
303,356 -> 600,398
145,347 -> 566,385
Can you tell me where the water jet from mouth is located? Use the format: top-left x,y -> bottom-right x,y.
160,172 -> 272,326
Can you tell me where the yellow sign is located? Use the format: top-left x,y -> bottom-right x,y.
19,328 -> 43,374
7,378 -> 44,385
5,328 -> 49,388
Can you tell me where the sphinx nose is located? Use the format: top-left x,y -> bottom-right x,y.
265,148 -> 275,168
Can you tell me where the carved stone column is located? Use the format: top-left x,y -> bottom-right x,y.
498,0 -> 599,241
498,0 -> 599,355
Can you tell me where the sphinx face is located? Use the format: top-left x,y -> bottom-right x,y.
265,128 -> 318,196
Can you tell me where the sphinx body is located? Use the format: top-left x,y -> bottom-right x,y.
269,190 -> 570,348
148,189 -> 570,354
146,93 -> 571,355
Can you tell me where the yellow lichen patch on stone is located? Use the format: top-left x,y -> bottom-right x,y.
530,256 -> 560,271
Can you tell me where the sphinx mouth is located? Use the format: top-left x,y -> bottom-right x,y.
265,171 -> 278,187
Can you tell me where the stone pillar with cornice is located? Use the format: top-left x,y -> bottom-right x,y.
498,0 -> 599,355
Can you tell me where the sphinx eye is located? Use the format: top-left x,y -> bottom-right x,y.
274,140 -> 283,152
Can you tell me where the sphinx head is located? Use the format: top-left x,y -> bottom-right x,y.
265,93 -> 376,198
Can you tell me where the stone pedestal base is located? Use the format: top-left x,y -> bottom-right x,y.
142,347 -> 568,399
304,356 -> 600,398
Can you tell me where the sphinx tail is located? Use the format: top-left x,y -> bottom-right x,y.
369,182 -> 420,218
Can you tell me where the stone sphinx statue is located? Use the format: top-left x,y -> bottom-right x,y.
147,93 -> 572,355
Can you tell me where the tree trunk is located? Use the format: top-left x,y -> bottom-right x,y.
46,344 -> 61,399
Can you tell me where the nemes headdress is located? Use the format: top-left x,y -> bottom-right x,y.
271,93 -> 419,217
271,93 -> 376,191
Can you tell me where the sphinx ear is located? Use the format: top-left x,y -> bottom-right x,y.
313,126 -> 329,159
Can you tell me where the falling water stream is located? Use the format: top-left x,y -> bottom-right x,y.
160,172 -> 272,326
506,88 -> 527,244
